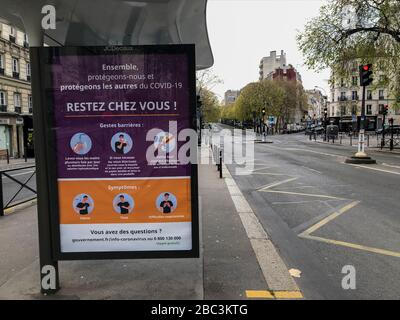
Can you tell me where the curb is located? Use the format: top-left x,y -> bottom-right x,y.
221,164 -> 303,299
3,199 -> 37,216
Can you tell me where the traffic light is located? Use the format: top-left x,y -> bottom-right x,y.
359,64 -> 373,86
262,108 -> 266,115
383,105 -> 389,116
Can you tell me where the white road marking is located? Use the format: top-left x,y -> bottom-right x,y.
2,170 -> 35,178
223,164 -> 300,292
345,163 -> 400,175
301,166 -> 322,174
257,177 -> 298,191
382,163 -> 400,169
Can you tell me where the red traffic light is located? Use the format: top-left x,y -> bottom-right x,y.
363,65 -> 370,71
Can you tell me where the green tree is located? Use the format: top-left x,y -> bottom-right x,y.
297,0 -> 400,106
200,88 -> 220,123
196,68 -> 223,123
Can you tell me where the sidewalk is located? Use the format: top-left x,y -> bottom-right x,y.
0,151 -> 256,300
0,146 -> 299,300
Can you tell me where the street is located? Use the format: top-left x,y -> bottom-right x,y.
217,124 -> 400,299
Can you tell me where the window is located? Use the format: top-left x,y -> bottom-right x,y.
10,26 -> 15,36
378,104 -> 385,114
379,90 -> 384,100
341,105 -> 347,115
24,34 -> 28,43
28,95 -> 32,112
366,105 -> 372,115
340,78 -> 345,87
352,76 -> 358,86
14,93 -> 21,107
26,62 -> 31,79
0,91 -> 6,105
352,91 -> 358,100
367,90 -> 372,100
0,54 -> 3,69
340,92 -> 346,101
351,105 -> 357,115
12,58 -> 19,73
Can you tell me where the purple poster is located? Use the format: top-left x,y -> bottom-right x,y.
46,46 -> 197,255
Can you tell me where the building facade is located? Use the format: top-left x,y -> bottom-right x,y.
0,22 -> 32,158
328,61 -> 399,131
259,50 -> 286,81
306,89 -> 327,121
224,90 -> 240,105
265,65 -> 302,83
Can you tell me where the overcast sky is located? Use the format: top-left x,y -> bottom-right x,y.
206,0 -> 331,101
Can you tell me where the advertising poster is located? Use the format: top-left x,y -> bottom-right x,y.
40,46 -> 198,258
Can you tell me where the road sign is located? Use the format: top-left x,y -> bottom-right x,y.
32,45 -> 199,263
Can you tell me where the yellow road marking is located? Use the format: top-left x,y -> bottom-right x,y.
299,201 -> 360,236
245,290 -> 274,299
273,291 -> 304,299
245,290 -> 303,299
300,234 -> 400,258
261,190 -> 347,200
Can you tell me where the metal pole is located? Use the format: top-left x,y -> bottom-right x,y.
6,149 -> 9,164
219,150 -> 223,179
390,119 -> 394,151
24,146 -> 28,162
381,114 -> 386,149
31,47 -> 60,294
356,85 -> 367,157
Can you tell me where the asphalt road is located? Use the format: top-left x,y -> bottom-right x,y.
1,167 -> 37,209
216,124 -> 400,299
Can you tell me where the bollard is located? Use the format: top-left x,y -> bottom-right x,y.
24,147 -> 28,162
367,135 -> 370,147
6,149 -> 9,164
340,135 -> 342,144
219,150 -> 223,179
350,135 -> 352,146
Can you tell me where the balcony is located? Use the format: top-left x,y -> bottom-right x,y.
0,105 -> 7,112
9,35 -> 15,43
14,106 -> 21,114
12,72 -> 19,79
379,96 -> 385,100
339,96 -> 348,101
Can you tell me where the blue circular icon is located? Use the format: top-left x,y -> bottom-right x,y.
111,132 -> 133,154
156,192 -> 177,214
113,193 -> 134,214
154,131 -> 176,153
70,133 -> 92,155
72,193 -> 94,215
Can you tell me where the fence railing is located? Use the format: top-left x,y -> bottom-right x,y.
0,165 -> 37,216
310,132 -> 400,150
